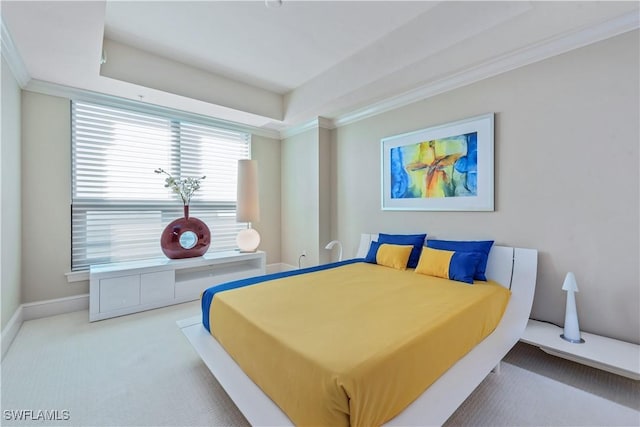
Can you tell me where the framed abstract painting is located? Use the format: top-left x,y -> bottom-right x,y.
381,113 -> 494,211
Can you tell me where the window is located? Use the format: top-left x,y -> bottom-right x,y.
71,101 -> 250,270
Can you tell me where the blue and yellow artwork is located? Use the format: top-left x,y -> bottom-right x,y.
390,132 -> 477,199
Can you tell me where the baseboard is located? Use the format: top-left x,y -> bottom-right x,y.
266,263 -> 279,274
8,264 -> 286,331
266,263 -> 297,274
2,266 -> 296,358
280,263 -> 297,272
21,294 -> 89,321
1,305 -> 24,360
2,294 -> 90,359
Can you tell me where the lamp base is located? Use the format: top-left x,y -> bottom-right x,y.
560,334 -> 585,344
237,228 -> 260,252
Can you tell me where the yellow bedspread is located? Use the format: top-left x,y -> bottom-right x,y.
209,262 -> 510,427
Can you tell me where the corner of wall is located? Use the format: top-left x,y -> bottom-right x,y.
1,54 -> 23,332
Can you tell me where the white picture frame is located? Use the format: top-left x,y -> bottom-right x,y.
381,113 -> 494,211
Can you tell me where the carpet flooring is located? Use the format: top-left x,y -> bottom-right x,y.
1,301 -> 638,427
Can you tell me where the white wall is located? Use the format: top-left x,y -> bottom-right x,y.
21,91 -> 78,302
318,127 -> 331,265
250,134 -> 282,264
281,129 -> 320,267
1,56 -> 22,329
330,31 -> 639,344
19,91 -> 283,303
280,126 -> 333,267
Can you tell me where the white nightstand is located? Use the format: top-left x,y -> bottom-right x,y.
521,319 -> 640,380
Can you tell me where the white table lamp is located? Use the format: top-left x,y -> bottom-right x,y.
560,272 -> 585,343
236,159 -> 260,252
324,240 -> 343,262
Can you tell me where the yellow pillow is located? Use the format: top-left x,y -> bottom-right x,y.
415,247 -> 481,284
415,247 -> 452,278
376,243 -> 413,270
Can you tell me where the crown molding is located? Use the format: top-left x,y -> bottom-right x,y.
1,17 -> 30,87
6,8 -> 637,140
23,79 -> 282,139
332,10 -> 639,129
280,116 -> 334,139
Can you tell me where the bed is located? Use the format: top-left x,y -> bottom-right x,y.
179,233 -> 537,426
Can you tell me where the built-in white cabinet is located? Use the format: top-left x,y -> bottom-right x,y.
99,275 -> 141,313
90,251 -> 266,321
140,270 -> 174,304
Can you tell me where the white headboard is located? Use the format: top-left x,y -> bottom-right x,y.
355,233 -> 524,289
355,233 -> 378,258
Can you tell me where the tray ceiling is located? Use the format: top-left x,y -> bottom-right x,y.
2,1 -> 638,135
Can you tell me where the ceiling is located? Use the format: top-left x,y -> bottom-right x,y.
2,1 -> 639,136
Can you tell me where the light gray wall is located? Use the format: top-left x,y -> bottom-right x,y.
281,129 -> 320,267
21,91 -> 79,302
331,31 -> 639,344
318,127 -> 332,265
1,56 -> 22,329
251,134 -> 281,264
280,126 -> 333,267
20,91 -> 283,303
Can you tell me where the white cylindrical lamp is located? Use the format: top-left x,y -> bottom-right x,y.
560,272 -> 585,344
236,159 -> 261,252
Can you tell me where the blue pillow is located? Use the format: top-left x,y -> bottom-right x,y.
364,241 -> 381,264
448,252 -> 483,284
378,233 -> 427,268
426,240 -> 494,281
415,247 -> 482,284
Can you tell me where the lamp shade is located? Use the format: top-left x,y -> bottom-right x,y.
324,240 -> 343,262
561,271 -> 579,292
236,159 -> 260,223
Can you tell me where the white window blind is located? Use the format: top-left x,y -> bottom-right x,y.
71,101 -> 250,270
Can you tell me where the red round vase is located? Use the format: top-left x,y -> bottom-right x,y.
160,205 -> 211,259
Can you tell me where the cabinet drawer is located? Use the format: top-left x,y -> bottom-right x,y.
141,270 -> 175,304
99,275 -> 140,312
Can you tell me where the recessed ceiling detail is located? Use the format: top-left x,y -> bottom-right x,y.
2,1 -> 638,135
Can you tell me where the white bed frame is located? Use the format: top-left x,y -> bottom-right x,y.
179,234 -> 537,426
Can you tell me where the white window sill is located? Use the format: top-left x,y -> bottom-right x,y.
66,271 -> 89,283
